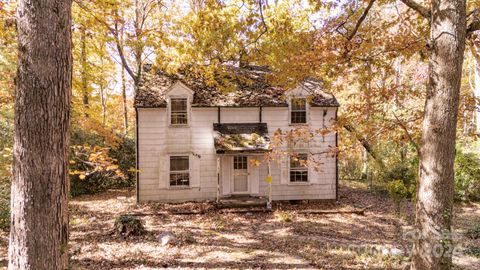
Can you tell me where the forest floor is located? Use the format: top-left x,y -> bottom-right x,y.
0,181 -> 479,269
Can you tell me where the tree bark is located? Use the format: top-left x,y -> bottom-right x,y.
472,38 -> 480,133
9,0 -> 72,269
122,64 -> 128,135
411,0 -> 466,269
80,26 -> 89,118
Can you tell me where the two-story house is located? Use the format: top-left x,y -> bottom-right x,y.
134,65 -> 339,203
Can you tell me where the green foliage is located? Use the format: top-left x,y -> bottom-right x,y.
386,180 -> 408,215
466,223 -> 480,240
113,214 -> 145,237
454,147 -> 480,201
0,119 -> 13,230
465,247 -> 480,258
69,129 -> 135,197
110,136 -> 136,187
386,180 -> 408,202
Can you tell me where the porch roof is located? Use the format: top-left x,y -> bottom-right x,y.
213,123 -> 271,154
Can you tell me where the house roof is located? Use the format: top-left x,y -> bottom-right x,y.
135,65 -> 340,108
213,123 -> 271,154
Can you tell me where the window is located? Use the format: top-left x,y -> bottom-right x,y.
291,98 -> 307,124
290,153 -> 308,182
170,156 -> 189,186
234,156 -> 247,170
170,98 -> 188,125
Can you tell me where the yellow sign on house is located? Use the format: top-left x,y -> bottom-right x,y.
265,175 -> 272,183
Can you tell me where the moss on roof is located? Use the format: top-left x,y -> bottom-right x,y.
135,65 -> 339,108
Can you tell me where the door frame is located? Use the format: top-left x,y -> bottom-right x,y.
231,155 -> 249,195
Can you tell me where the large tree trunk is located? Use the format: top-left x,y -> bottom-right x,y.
411,0 -> 466,269
9,0 -> 72,269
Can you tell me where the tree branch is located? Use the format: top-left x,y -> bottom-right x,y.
73,0 -> 138,83
114,18 -> 138,83
467,9 -> 480,33
399,0 -> 431,19
343,123 -> 385,168
346,0 -> 376,41
392,112 -> 420,154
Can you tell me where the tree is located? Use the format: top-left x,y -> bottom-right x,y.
398,0 -> 480,268
8,0 -> 72,269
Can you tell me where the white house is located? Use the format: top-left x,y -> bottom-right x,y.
134,65 -> 339,203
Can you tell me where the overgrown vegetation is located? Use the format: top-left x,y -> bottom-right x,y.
454,145 -> 480,201
69,129 -> 136,197
0,120 -> 13,230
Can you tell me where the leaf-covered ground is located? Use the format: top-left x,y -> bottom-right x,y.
0,182 -> 479,269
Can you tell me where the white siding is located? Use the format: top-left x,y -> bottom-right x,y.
137,105 -> 338,202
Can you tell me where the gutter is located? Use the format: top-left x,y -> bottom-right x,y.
135,107 -> 140,204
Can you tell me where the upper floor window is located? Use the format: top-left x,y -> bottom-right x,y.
291,98 -> 307,124
170,98 -> 188,125
290,153 -> 308,182
170,156 -> 189,186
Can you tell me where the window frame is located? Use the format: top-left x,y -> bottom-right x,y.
289,153 -> 309,183
289,97 -> 308,125
168,96 -> 189,126
169,155 -> 190,187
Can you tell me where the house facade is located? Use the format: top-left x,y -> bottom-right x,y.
135,66 -> 339,202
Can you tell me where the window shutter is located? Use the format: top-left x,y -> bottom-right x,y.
280,154 -> 289,185
249,156 -> 259,194
221,156 -> 232,195
158,154 -> 169,189
190,154 -> 200,188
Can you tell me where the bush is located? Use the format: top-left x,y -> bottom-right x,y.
0,120 -> 13,230
455,147 -> 480,201
113,215 -> 145,237
386,180 -> 408,215
69,129 -> 136,197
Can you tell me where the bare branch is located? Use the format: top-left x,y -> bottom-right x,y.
399,0 -> 431,19
467,9 -> 480,34
346,0 -> 376,41
343,123 -> 385,168
73,0 -> 138,82
392,112 -> 420,154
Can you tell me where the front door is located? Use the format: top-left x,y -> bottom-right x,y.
233,156 -> 248,194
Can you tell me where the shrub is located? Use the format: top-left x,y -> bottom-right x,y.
69,129 -> 136,197
386,180 -> 408,215
0,120 -> 13,230
113,215 -> 145,237
466,223 -> 480,240
454,147 -> 480,201
275,211 -> 293,222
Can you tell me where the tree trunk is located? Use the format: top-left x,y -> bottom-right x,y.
473,39 -> 480,133
411,0 -> 466,269
122,64 -> 128,135
80,26 -> 89,117
9,0 -> 72,269
120,23 -> 128,135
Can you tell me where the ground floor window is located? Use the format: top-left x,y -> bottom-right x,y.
170,156 -> 189,186
290,153 -> 308,182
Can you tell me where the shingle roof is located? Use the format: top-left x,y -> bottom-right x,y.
134,65 -> 339,108
213,123 -> 271,154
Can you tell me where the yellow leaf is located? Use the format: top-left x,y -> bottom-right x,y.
79,174 -> 86,180
265,175 -> 272,183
